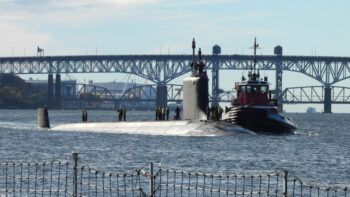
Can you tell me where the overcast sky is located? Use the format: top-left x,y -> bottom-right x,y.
1,0 -> 349,112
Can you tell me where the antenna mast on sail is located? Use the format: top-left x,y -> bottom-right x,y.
192,38 -> 196,75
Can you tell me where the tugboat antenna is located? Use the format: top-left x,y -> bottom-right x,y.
253,37 -> 259,70
250,37 -> 260,71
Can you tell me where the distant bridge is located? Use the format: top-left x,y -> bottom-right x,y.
283,86 -> 350,104
1,55 -> 350,85
66,83 -> 183,102
1,54 -> 350,112
63,83 -> 234,108
63,83 -> 350,110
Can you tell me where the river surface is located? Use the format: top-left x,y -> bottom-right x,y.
0,109 -> 349,185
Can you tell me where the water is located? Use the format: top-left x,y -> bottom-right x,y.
0,109 -> 349,185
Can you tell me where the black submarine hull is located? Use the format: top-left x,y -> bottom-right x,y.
228,106 -> 297,134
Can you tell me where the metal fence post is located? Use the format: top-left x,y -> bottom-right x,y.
283,170 -> 288,197
72,152 -> 79,197
149,162 -> 154,197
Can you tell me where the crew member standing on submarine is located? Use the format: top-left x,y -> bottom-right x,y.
198,48 -> 205,75
118,108 -> 123,121
123,108 -> 126,121
175,106 -> 180,120
166,106 -> 170,120
82,109 -> 85,122
206,105 -> 211,120
155,106 -> 158,120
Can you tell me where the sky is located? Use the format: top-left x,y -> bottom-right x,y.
0,0 -> 350,112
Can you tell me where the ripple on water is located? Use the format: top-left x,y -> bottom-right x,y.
0,110 -> 350,184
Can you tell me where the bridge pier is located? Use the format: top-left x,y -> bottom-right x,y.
276,64 -> 283,112
324,86 -> 332,113
211,45 -> 221,107
211,64 -> 219,106
48,74 -> 53,108
55,74 -> 61,109
156,85 -> 167,107
274,46 -> 283,112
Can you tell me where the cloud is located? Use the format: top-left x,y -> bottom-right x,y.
0,22 -> 53,56
49,0 -> 159,9
0,0 -> 161,56
0,0 -> 161,24
164,0 -> 242,7
0,0 -> 165,56
0,0 -> 273,56
0,0 -> 247,26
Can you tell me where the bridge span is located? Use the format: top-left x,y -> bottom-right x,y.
62,83 -> 350,111
283,86 -> 350,104
1,53 -> 350,112
62,83 -> 234,109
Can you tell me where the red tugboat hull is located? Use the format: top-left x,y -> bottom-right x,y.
229,106 -> 297,134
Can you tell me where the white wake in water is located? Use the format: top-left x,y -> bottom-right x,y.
0,121 -> 37,131
52,120 -> 254,136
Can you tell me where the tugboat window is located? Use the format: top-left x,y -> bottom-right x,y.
261,86 -> 267,94
247,86 -> 251,93
241,86 -> 246,93
252,86 -> 258,93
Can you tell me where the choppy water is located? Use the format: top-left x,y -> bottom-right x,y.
0,109 -> 349,185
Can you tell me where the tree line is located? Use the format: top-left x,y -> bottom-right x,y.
0,74 -> 47,108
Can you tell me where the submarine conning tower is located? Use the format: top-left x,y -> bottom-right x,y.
183,38 -> 209,120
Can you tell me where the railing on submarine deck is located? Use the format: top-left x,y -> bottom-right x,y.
0,153 -> 348,196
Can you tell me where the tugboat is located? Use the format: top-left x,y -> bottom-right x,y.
228,38 -> 297,134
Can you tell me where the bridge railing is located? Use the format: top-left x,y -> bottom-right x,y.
1,153 -> 348,196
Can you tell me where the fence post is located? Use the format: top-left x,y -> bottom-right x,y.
283,170 -> 288,197
149,162 -> 154,197
72,152 -> 79,197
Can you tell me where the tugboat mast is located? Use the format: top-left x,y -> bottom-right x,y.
253,37 -> 259,71
249,37 -> 260,80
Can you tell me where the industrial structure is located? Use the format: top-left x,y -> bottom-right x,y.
1,46 -> 350,112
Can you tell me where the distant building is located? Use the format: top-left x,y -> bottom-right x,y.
306,107 -> 317,113
93,82 -> 137,97
26,79 -> 77,98
26,79 -> 77,108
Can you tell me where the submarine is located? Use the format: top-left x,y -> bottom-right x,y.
51,39 -> 247,136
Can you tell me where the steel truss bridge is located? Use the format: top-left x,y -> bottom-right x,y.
283,86 -> 350,104
1,55 -> 350,85
63,83 -> 350,109
71,83 -> 350,104
64,83 -> 183,102
63,83 -> 234,107
1,54 -> 350,112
